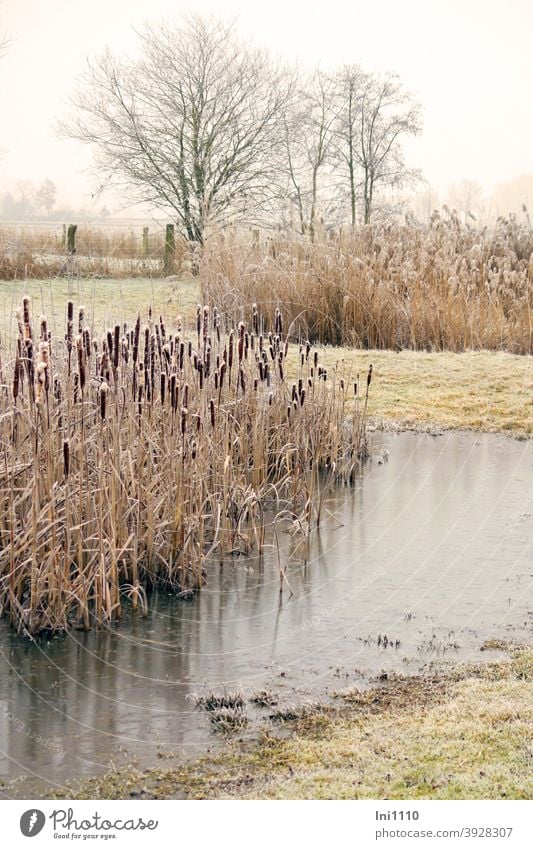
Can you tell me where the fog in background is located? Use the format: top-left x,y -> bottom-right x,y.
1,0 -> 532,217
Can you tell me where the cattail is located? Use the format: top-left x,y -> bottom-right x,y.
66,300 -> 73,351
203,305 -> 209,343
258,360 -> 264,381
183,383 -> 189,408
252,303 -> 259,334
179,342 -> 185,370
340,378 -> 345,391
291,384 -> 297,402
73,371 -> 79,403
63,439 -> 70,478
314,351 -> 318,368
239,367 -> 246,394
367,364 -> 373,387
279,360 -> 284,381
220,362 -> 226,389
300,389 -> 306,406
133,314 -> 140,365
100,380 -> 109,420
196,304 -> 201,341
268,392 -> 273,406
113,325 -> 120,369
238,334 -> 244,363
76,337 -> 86,391
160,372 -> 166,404
78,306 -> 85,335
122,336 -> 129,364
23,296 -> 32,340
228,331 -> 234,370
12,350 -> 20,402
170,373 -> 177,410
253,378 -> 258,392
40,315 -> 48,341
155,322 -> 162,364
83,327 -> 91,358
181,407 -> 187,435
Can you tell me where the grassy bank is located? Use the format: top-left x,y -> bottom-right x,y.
318,348 -> 533,436
43,647 -> 533,800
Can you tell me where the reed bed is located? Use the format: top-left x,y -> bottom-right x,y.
200,214 -> 533,353
0,298 -> 371,635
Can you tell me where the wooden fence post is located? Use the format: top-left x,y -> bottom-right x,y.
164,224 -> 175,275
67,224 -> 77,255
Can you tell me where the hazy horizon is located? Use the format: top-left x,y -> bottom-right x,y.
1,0 -> 532,214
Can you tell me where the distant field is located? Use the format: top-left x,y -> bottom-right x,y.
0,276 -> 199,339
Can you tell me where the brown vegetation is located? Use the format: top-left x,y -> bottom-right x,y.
201,213 -> 533,353
0,297 -> 370,635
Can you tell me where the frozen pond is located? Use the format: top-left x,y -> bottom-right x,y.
1,430 -> 531,795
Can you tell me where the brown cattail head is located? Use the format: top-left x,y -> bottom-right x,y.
83,327 -> 91,358
35,362 -> 47,406
113,325 -> 120,369
23,296 -> 32,339
367,364 -> 373,387
12,350 -> 20,402
196,305 -> 201,339
133,314 -> 141,364
76,336 -> 86,391
100,380 -> 109,420
78,306 -> 85,335
40,315 -> 48,341
63,439 -> 70,478
181,406 -> 187,435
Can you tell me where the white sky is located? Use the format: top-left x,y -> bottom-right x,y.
1,0 -> 532,209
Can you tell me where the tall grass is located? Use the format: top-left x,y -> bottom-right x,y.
0,298 -> 371,635
200,214 -> 533,353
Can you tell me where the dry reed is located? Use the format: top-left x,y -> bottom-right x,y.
0,297 -> 371,635
200,213 -> 533,353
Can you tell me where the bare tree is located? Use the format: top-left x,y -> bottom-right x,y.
59,16 -> 293,243
333,70 -> 422,224
282,71 -> 341,238
447,178 -> 484,224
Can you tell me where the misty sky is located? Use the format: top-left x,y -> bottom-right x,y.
1,0 -> 531,211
